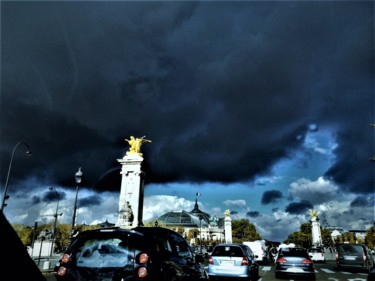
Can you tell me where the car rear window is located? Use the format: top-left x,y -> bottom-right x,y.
337,244 -> 364,255
73,237 -> 131,268
279,248 -> 309,258
212,246 -> 243,257
308,248 -> 322,253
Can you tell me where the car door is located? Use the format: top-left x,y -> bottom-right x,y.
244,245 -> 259,276
166,231 -> 208,281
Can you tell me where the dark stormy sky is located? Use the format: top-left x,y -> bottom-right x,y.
1,1 -> 373,242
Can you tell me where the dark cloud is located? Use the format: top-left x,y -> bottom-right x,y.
79,195 -> 102,208
44,189 -> 66,203
1,2 -> 373,198
350,195 -> 372,208
261,190 -> 283,204
31,196 -> 41,205
246,211 -> 260,218
285,200 -> 313,215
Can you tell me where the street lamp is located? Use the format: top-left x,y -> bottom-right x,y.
49,186 -> 61,256
1,141 -> 32,211
71,167 -> 83,239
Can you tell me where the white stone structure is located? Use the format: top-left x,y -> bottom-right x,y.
116,136 -> 150,228
224,209 -> 232,243
310,210 -> 322,246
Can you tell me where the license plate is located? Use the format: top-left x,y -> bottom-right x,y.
344,256 -> 356,260
286,267 -> 304,273
220,260 -> 234,266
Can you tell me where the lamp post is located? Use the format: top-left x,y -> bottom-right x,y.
49,186 -> 61,256
71,167 -> 83,239
1,141 -> 32,211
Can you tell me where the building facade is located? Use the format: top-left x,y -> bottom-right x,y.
157,198 -> 225,245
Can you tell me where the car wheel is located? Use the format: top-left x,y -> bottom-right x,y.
275,272 -> 280,279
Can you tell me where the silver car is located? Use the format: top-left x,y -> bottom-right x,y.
275,247 -> 315,280
208,243 -> 259,281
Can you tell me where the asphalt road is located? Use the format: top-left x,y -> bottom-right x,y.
43,260 -> 371,281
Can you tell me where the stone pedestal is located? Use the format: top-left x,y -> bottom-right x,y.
116,153 -> 145,228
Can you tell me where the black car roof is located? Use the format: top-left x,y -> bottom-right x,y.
132,226 -> 175,235
71,227 -> 143,241
70,226 -> 182,245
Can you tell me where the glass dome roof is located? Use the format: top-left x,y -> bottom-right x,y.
157,199 -> 211,227
158,210 -> 202,227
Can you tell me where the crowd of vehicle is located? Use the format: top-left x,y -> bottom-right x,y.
52,226 -> 375,281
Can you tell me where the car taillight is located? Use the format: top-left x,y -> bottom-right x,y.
137,267 -> 148,278
138,253 -> 149,263
302,259 -> 313,264
363,253 -> 367,261
276,257 -> 287,263
61,253 -> 70,263
57,266 -> 67,276
241,257 -> 249,266
208,256 -> 213,265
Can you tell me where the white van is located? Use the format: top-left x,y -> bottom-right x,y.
243,240 -> 268,264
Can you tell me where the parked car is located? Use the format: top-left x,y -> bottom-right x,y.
307,247 -> 326,263
336,243 -> 374,273
275,247 -> 315,280
54,226 -> 209,281
208,243 -> 259,281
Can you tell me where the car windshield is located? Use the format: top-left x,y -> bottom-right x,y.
212,246 -> 243,257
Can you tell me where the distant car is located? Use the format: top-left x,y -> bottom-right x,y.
308,247 -> 326,263
368,265 -> 375,281
243,240 -> 269,264
275,247 -> 315,280
336,243 -> 374,273
208,243 -> 259,281
54,226 -> 209,281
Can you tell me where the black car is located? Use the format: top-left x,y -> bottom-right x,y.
336,243 -> 374,273
275,247 -> 315,280
54,226 -> 209,281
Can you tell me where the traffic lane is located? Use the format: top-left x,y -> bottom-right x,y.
44,261 -> 370,281
43,273 -> 55,281
259,260 -> 370,281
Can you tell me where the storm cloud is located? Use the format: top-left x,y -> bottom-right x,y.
1,1 -> 373,240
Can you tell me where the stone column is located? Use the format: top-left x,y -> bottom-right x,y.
310,210 -> 322,247
116,153 -> 145,228
224,209 -> 232,243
